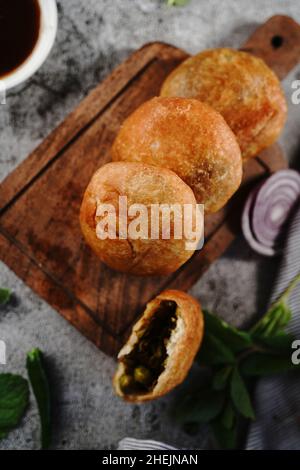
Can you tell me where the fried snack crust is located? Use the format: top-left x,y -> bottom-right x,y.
112,97 -> 242,213
113,289 -> 204,402
80,162 -> 199,276
161,48 -> 287,160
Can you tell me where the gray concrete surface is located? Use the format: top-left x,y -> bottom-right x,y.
0,0 -> 300,450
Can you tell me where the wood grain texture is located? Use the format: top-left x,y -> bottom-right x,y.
242,15 -> 300,79
0,16 -> 298,356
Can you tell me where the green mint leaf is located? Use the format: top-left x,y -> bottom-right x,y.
26,349 -> 51,450
197,332 -> 236,366
230,367 -> 255,420
167,0 -> 190,6
174,388 -> 225,425
0,374 -> 29,439
212,366 -> 233,391
211,419 -> 237,450
240,352 -> 300,377
265,302 -> 291,334
220,401 -> 236,430
255,332 -> 295,353
0,429 -> 8,440
0,288 -> 11,305
250,273 -> 300,338
251,302 -> 291,339
203,310 -> 252,353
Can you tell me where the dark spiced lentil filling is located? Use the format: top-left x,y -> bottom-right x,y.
119,300 -> 178,395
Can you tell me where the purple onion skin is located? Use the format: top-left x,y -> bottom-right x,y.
242,170 -> 300,257
242,183 -> 276,257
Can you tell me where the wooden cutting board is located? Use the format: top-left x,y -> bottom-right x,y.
1,15 -> 299,357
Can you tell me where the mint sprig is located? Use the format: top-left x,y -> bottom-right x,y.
0,288 -> 11,306
27,349 -> 51,449
230,367 -> 255,420
174,272 -> 300,449
0,374 -> 29,440
166,0 -> 190,6
0,349 -> 51,449
250,273 -> 300,338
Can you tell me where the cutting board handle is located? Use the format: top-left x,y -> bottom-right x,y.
241,15 -> 300,79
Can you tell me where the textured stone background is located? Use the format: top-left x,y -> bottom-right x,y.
0,0 -> 300,450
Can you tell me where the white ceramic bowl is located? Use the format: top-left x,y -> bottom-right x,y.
0,0 -> 58,91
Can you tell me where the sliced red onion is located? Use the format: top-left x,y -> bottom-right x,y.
242,170 -> 300,257
242,182 -> 276,256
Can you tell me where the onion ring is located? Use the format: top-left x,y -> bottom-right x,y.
242,170 -> 300,256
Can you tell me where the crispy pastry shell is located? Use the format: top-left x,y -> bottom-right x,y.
161,48 -> 287,160
113,289 -> 204,402
80,162 -> 200,276
112,97 -> 242,213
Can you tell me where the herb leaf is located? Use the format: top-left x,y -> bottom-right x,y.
26,349 -> 51,449
212,366 -> 233,391
212,418 -> 237,450
174,388 -> 224,424
251,273 -> 300,339
251,301 -> 291,339
221,401 -> 236,430
203,310 -> 252,353
0,288 -> 11,306
197,332 -> 236,366
175,273 -> 300,449
167,0 -> 190,6
230,367 -> 255,420
255,332 -> 294,353
240,352 -> 300,377
0,374 -> 29,440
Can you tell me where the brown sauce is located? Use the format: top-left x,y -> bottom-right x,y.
0,0 -> 41,77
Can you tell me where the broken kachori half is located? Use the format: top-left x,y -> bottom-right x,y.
113,289 -> 204,402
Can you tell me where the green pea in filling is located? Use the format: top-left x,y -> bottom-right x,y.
119,300 -> 178,395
